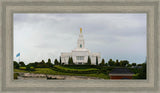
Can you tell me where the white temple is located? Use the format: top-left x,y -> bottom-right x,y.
61,28 -> 101,65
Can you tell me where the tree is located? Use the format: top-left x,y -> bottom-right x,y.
54,59 -> 59,65
27,63 -> 36,68
105,63 -> 108,66
108,59 -> 115,66
140,63 -> 146,79
41,60 -> 45,64
70,57 -> 72,63
68,57 -> 74,65
135,63 -> 146,79
87,56 -> 91,65
127,64 -> 132,67
48,59 -> 51,63
26,65 -> 35,71
39,60 -> 47,67
100,59 -> 105,66
115,59 -> 120,66
137,64 -> 142,66
34,62 -> 39,68
59,56 -> 62,65
13,61 -> 19,69
96,56 -> 98,65
68,57 -> 70,65
19,61 -> 25,67
26,65 -> 31,71
70,57 -> 74,65
132,63 -> 136,67
46,58 -> 53,67
120,60 -> 129,67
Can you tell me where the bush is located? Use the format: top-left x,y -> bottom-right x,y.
51,65 -> 114,75
30,66 -> 35,71
14,73 -> 19,79
52,65 -> 99,74
87,56 -> 91,65
128,63 -> 146,79
19,67 -> 26,70
26,66 -> 35,71
19,61 -> 25,67
62,65 -> 98,69
13,61 -> 19,69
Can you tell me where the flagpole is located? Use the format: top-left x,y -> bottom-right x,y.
16,53 -> 20,62
19,55 -> 20,62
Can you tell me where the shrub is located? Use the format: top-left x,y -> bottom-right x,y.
96,56 -> 98,65
52,65 -> 99,74
30,66 -> 35,71
13,61 -> 19,69
87,56 -> 91,65
63,65 -> 98,69
19,67 -> 26,70
26,66 -> 35,71
68,57 -> 74,65
54,59 -> 59,65
99,59 -> 105,66
14,73 -> 19,79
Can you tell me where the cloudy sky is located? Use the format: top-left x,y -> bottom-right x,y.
14,13 -> 146,64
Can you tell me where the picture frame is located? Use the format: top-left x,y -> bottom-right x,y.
0,0 -> 160,93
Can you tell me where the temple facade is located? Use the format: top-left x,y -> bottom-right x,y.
61,28 -> 101,65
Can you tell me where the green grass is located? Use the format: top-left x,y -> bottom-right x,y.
14,67 -> 110,79
62,65 -> 98,69
19,67 -> 26,70
54,65 -> 98,71
34,68 -> 109,79
53,65 -> 99,74
14,69 -> 29,73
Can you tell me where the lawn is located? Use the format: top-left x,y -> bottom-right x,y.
14,66 -> 110,79
54,65 -> 98,71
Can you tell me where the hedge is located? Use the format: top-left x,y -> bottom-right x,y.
52,65 -> 114,74
19,67 -> 26,70
62,65 -> 98,69
52,65 -> 99,74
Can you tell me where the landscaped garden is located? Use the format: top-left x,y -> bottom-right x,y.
13,58 -> 146,80
14,65 -> 111,79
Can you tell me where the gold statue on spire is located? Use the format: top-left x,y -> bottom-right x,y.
80,28 -> 82,33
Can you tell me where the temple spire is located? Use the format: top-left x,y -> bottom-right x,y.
77,28 -> 84,48
80,28 -> 82,33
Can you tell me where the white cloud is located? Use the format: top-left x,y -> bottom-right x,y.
14,13 -> 146,64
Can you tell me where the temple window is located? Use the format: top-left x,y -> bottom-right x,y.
76,56 -> 84,60
80,44 -> 82,48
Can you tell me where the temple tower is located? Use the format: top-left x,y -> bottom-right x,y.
77,28 -> 85,49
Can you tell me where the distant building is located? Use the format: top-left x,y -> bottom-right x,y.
109,68 -> 134,79
61,28 -> 101,65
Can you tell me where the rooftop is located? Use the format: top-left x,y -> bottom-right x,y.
109,68 -> 134,74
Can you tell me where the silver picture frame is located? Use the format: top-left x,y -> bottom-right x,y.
0,0 -> 160,93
